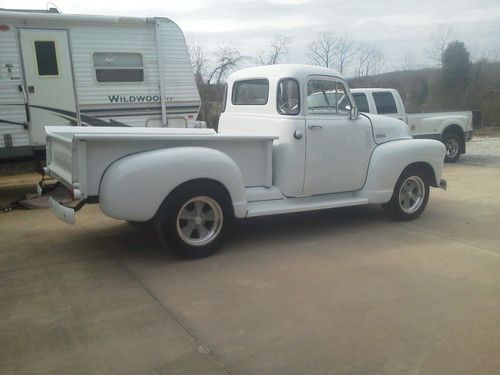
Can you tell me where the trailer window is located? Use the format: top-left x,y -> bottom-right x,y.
373,92 -> 397,114
93,53 -> 144,83
34,41 -> 59,76
352,93 -> 369,113
277,78 -> 300,115
232,79 -> 269,105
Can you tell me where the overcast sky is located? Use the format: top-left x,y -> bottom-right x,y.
3,0 -> 500,75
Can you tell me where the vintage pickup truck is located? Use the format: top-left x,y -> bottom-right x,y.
42,65 -> 446,259
349,88 -> 473,162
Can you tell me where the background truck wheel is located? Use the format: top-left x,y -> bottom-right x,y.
442,132 -> 461,163
154,182 -> 231,259
382,166 -> 430,221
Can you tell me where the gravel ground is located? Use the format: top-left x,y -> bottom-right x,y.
458,136 -> 500,168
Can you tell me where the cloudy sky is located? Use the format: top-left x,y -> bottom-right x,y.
3,0 -> 500,75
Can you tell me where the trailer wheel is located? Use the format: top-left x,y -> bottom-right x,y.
442,132 -> 461,163
155,182 -> 231,259
382,166 -> 430,221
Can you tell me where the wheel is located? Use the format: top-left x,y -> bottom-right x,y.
442,133 -> 461,163
154,182 -> 231,259
383,167 -> 430,221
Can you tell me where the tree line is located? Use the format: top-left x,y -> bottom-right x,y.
188,26 -> 500,128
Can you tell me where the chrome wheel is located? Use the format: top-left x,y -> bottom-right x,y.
445,138 -> 459,159
398,176 -> 425,214
176,196 -> 223,246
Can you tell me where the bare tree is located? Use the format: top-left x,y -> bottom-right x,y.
187,37 -> 209,83
402,51 -> 417,71
333,36 -> 357,75
307,31 -> 336,68
255,36 -> 290,65
207,46 -> 246,84
427,24 -> 455,67
354,44 -> 385,77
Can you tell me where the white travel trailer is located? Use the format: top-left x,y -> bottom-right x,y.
0,9 -> 200,160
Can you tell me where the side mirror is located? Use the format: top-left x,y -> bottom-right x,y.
350,106 -> 358,120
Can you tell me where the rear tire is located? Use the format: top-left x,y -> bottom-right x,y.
383,166 -> 430,221
442,132 -> 461,163
154,182 -> 231,259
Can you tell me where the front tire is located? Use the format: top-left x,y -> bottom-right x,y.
442,132 -> 461,163
383,167 -> 430,221
154,182 -> 231,259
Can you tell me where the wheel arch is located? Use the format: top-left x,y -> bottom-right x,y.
401,162 -> 439,187
99,147 -> 248,222
360,139 -> 445,203
442,124 -> 465,153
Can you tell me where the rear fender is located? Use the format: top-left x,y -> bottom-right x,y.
359,139 -> 445,203
99,147 -> 247,221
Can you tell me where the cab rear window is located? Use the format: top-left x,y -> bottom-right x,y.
352,93 -> 369,113
373,92 -> 397,114
232,79 -> 269,105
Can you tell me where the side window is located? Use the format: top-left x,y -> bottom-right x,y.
307,79 -> 350,115
34,41 -> 59,76
277,78 -> 300,115
93,53 -> 144,83
352,93 -> 369,113
232,79 -> 269,105
373,92 -> 397,114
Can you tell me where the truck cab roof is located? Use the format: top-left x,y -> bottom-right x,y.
227,64 -> 343,84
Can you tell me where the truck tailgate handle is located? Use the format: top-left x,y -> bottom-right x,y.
308,124 -> 323,130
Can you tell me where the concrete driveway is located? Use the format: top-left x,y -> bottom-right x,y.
1,163 -> 499,375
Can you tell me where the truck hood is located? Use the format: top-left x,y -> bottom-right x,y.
362,113 -> 412,144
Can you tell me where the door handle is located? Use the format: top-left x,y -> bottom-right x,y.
293,130 -> 303,139
308,124 -> 323,130
28,85 -> 35,93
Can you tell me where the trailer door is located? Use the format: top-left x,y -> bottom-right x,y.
19,29 -> 78,147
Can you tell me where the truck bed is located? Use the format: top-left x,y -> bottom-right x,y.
45,126 -> 277,200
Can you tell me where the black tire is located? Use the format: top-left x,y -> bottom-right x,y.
442,132 -> 461,163
154,182 -> 232,259
382,166 -> 430,221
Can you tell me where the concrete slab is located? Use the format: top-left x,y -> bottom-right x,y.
0,163 -> 499,374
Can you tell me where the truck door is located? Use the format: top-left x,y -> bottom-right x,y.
303,77 -> 374,195
19,29 -> 79,147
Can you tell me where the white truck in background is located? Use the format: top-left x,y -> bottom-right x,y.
42,65 -> 447,259
349,89 -> 473,162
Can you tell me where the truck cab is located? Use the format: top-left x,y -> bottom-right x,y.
219,65 -> 409,198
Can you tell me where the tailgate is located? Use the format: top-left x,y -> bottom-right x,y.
45,127 -> 85,194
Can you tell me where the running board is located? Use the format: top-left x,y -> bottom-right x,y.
246,194 -> 368,217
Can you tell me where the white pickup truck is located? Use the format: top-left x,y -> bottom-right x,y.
349,88 -> 473,162
42,65 -> 446,259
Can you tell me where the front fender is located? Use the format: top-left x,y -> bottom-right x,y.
99,147 -> 247,221
359,139 -> 445,203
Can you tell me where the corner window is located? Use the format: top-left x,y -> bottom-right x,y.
307,79 -> 350,115
34,41 -> 59,76
232,79 -> 269,105
93,53 -> 144,83
277,78 -> 300,115
352,93 -> 369,113
373,92 -> 397,114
